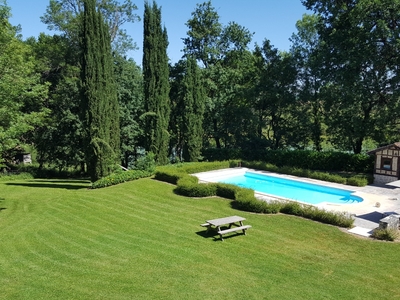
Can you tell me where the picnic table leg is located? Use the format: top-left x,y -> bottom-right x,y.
239,221 -> 247,235
217,226 -> 224,241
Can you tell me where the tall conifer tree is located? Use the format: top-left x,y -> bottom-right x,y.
143,1 -> 170,165
182,56 -> 205,162
80,0 -> 120,181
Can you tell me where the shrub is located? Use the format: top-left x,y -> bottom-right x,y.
233,196 -> 268,213
241,161 -> 368,187
204,149 -> 374,173
215,183 -> 240,200
371,228 -> 399,241
0,172 -> 34,181
175,177 -> 216,197
154,170 -> 186,184
91,170 -> 153,189
134,152 -> 156,172
177,161 -> 232,174
346,176 -> 369,187
280,201 -> 303,215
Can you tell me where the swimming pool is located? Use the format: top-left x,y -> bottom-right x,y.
220,172 -> 363,205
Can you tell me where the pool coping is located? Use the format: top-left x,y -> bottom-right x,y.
193,167 -> 400,235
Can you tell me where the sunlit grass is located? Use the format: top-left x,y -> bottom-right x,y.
1,178 -> 399,299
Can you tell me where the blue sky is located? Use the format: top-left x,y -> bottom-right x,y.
8,0 -> 310,65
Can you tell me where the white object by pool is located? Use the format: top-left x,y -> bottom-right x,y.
219,171 -> 363,205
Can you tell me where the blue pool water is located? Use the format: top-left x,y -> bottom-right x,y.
220,172 -> 363,205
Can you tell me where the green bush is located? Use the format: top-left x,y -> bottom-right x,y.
176,161 -> 233,174
371,228 -> 399,241
300,205 -> 354,228
91,170 -> 153,189
175,177 -> 216,197
215,183 -> 240,200
204,149 -> 374,173
0,172 -> 34,181
241,161 -> 368,187
14,164 -> 83,179
280,201 -> 303,215
154,170 -> 186,184
346,176 -> 369,187
134,152 -> 156,172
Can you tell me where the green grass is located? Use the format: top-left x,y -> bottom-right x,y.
1,178 -> 399,299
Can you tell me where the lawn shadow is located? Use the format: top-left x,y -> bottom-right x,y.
5,180 -> 90,190
0,197 -> 5,212
196,225 -> 246,242
32,179 -> 90,184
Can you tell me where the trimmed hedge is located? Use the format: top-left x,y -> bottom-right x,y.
91,170 -> 154,189
0,172 -> 34,181
203,149 -> 374,173
233,198 -> 354,228
242,161 -> 371,187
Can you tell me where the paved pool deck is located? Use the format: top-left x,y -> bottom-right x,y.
193,168 -> 400,237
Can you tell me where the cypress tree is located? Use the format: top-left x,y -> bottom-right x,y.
143,1 -> 170,165
182,56 -> 205,162
80,0 -> 120,182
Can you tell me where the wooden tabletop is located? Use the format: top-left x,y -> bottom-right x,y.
206,216 -> 245,226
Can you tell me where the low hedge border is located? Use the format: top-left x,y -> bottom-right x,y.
154,163 -> 354,228
91,170 -> 154,189
241,161 -> 371,187
0,172 -> 34,182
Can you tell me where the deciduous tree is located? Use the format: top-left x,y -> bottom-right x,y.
0,2 -> 49,162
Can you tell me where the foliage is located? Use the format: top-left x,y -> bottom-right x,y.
143,1 -> 170,165
154,169 -> 185,185
91,169 -> 153,189
157,160 -> 232,174
181,56 -> 205,162
290,14 -> 325,151
174,176 -> 216,197
80,0 -> 120,182
302,0 -> 400,152
203,149 -> 374,173
0,5 -> 49,162
41,0 -> 140,54
154,161 -> 232,184
346,176 -> 369,187
371,228 -> 399,242
0,172 -> 34,181
183,1 -> 256,149
253,41 -> 298,150
114,55 -> 145,168
233,198 -> 354,228
133,151 -> 156,173
242,161 -> 370,187
215,183 -> 240,200
14,163 -> 83,178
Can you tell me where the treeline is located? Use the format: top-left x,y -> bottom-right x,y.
1,0 -> 399,180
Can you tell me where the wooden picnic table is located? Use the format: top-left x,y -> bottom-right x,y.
201,215 -> 251,241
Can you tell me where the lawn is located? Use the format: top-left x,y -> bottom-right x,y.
0,177 -> 399,299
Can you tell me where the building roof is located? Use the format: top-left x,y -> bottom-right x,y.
367,142 -> 400,154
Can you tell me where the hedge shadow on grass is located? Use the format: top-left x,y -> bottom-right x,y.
5,181 -> 89,190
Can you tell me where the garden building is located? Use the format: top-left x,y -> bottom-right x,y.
368,142 -> 400,184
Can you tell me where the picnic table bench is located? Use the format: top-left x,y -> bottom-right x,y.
201,215 -> 251,241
